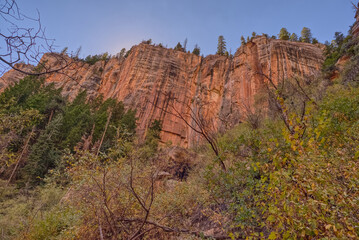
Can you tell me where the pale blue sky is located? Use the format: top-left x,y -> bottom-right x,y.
17,0 -> 356,57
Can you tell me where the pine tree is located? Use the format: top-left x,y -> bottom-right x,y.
0,76 -> 43,113
301,27 -> 312,43
142,39 -> 152,44
334,32 -> 345,46
278,28 -> 290,40
216,35 -> 226,55
92,98 -> 126,149
174,42 -> 183,51
290,33 -> 298,41
192,44 -> 200,56
60,91 -> 92,149
26,82 -> 64,115
145,120 -> 162,145
139,120 -> 162,158
118,48 -> 126,58
119,109 -> 137,141
22,115 -> 63,184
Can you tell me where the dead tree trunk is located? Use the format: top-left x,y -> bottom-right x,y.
6,126 -> 35,186
96,111 -> 112,157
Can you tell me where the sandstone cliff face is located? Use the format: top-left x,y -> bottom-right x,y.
352,4 -> 359,38
0,37 -> 324,147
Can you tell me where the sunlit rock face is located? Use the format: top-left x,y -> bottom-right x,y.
352,4 -> 359,38
0,36 -> 324,147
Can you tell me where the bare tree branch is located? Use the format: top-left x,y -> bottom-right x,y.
352,1 -> 359,11
293,76 -> 318,106
0,0 -> 75,76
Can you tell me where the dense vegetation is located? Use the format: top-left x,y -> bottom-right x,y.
208,31 -> 359,239
1,30 -> 359,240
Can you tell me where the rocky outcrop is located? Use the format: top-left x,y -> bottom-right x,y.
352,4 -> 359,38
0,63 -> 34,90
0,36 -> 324,147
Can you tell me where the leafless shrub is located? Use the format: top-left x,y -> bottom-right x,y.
0,0 -> 78,77
67,151 -> 230,239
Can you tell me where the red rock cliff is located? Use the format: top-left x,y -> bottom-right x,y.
352,3 -> 359,38
0,36 -> 324,147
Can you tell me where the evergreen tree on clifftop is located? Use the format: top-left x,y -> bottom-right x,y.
290,33 -> 298,41
301,27 -> 313,43
216,35 -> 227,56
279,28 -> 290,40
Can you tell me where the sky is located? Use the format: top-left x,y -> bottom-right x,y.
16,0 -> 357,58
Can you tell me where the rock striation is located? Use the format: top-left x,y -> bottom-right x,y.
0,36 -> 324,147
